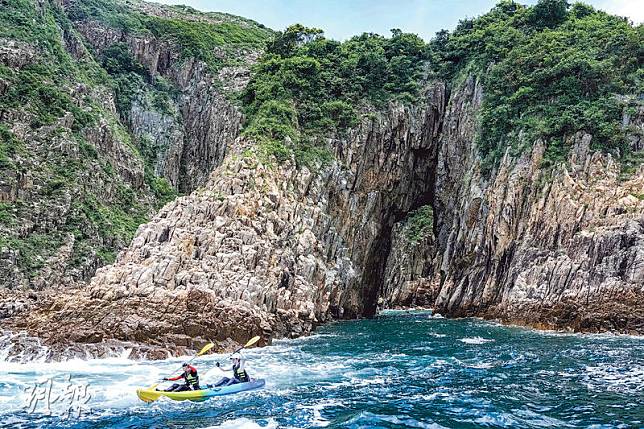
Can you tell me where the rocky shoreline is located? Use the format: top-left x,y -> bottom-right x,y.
1,1 -> 642,361
2,77 -> 643,361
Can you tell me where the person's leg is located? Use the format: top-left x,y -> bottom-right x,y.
214,377 -> 230,387
175,384 -> 190,392
225,378 -> 239,386
164,383 -> 180,392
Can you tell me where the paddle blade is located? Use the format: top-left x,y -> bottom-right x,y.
198,342 -> 215,356
245,336 -> 261,348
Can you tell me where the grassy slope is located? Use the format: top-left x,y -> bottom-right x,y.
0,0 -> 272,285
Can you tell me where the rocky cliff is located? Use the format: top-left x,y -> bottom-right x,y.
5,73 -> 642,360
431,77 -> 644,333
1,0 -> 642,361
2,83 -> 448,359
0,0 -> 271,291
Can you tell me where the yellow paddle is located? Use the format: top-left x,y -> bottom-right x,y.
148,342 -> 215,391
230,336 -> 261,357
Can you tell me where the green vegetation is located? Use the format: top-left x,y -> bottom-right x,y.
404,205 -> 434,243
428,0 -> 642,172
67,0 -> 272,72
242,24 -> 427,166
66,0 -> 148,32
620,151 -> 644,180
0,202 -> 17,226
100,42 -> 149,113
0,0 -> 167,280
79,193 -> 148,244
0,233 -> 65,277
147,175 -> 178,207
0,0 -> 99,129
144,17 -> 270,70
0,125 -> 25,170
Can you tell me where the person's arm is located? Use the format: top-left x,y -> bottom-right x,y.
236,351 -> 246,370
165,374 -> 184,381
215,362 -> 233,372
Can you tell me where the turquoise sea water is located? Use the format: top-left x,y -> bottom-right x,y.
1,310 -> 642,428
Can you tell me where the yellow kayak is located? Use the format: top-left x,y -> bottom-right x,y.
136,379 -> 266,403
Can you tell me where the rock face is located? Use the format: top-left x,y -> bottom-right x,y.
3,84 -> 448,359
4,70 -> 643,360
71,18 -> 252,194
1,2 -> 642,361
431,77 -> 644,333
0,0 -> 268,291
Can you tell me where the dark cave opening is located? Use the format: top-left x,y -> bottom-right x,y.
357,106 -> 445,317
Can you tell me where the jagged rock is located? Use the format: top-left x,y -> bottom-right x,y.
3,84 -> 448,358
431,76 -> 644,334
72,20 -> 249,193
1,0 -> 642,360
0,39 -> 37,68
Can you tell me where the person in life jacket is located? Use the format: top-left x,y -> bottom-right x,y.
163,362 -> 200,391
213,352 -> 251,386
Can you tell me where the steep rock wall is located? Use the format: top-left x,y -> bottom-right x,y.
428,76 -> 644,333
0,0 -> 261,293
0,34 -> 154,290
2,69 -> 642,360
2,84 -> 446,359
70,18 -> 249,193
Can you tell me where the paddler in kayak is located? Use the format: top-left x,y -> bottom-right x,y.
162,362 -> 200,391
212,352 -> 250,386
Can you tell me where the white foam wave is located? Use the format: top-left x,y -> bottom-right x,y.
347,411 -> 448,429
459,337 -> 495,345
465,361 -> 496,369
583,365 -> 644,395
199,417 -> 278,429
296,399 -> 344,427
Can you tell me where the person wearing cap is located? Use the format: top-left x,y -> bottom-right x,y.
162,362 -> 200,391
213,352 -> 250,386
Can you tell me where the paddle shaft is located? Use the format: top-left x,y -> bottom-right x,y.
153,342 -> 214,386
218,335 -> 261,365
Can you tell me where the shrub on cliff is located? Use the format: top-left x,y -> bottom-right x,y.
404,205 -> 434,243
242,24 -> 427,166
428,0 -> 642,172
67,0 -> 273,73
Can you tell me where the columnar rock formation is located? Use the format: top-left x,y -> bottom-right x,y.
2,84 -> 448,359
4,72 -> 642,360
1,1 -> 642,361
0,0 -> 268,290
432,77 -> 644,333
72,18 -> 251,193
